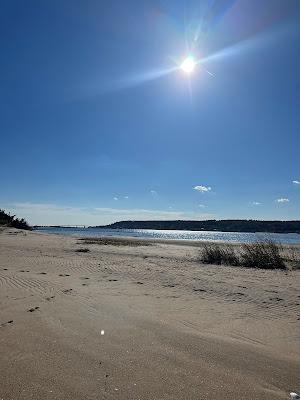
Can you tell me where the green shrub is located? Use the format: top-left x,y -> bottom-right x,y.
0,209 -> 31,230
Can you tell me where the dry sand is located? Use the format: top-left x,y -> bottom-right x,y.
0,228 -> 299,399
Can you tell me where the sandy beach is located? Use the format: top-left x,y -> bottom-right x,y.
0,228 -> 299,399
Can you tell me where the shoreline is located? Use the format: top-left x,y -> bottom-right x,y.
34,227 -> 300,246
0,228 -> 299,399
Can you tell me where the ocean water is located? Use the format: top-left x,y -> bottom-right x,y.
34,227 -> 300,244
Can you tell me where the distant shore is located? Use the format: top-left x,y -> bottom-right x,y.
34,218 -> 300,234
0,227 -> 299,399
93,219 -> 300,234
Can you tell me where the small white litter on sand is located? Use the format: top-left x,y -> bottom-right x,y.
290,393 -> 300,400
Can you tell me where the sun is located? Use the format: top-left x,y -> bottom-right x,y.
180,56 -> 195,74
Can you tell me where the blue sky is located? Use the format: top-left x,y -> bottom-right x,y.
1,0 -> 300,225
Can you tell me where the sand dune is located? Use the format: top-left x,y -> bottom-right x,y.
0,228 -> 299,399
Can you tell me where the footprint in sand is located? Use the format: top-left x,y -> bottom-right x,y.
108,279 -> 118,282
193,288 -> 207,292
135,281 -> 144,285
3,268 -> 8,271
45,296 -> 55,301
27,306 -> 40,313
270,297 -> 283,302
59,274 -> 70,277
62,289 -> 73,294
39,272 -> 47,275
0,320 -> 13,328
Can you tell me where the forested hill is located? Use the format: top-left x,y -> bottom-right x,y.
94,220 -> 300,234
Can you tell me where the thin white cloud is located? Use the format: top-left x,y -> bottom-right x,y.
252,201 -> 261,205
113,197 -> 118,201
124,196 -> 129,199
150,190 -> 157,195
292,180 -> 300,185
5,202 -> 216,226
276,198 -> 290,203
198,204 -> 206,208
193,185 -> 211,193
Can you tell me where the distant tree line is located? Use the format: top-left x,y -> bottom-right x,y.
94,219 -> 300,234
0,209 -> 31,230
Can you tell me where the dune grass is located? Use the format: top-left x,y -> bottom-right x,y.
200,243 -> 240,266
282,246 -> 300,270
240,240 -> 285,269
200,240 -> 287,269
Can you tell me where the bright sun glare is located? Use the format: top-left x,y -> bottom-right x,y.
180,56 -> 195,74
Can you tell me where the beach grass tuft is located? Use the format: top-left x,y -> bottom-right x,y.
240,240 -> 285,269
200,240 -> 286,269
201,243 -> 239,266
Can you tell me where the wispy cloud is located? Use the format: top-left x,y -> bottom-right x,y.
5,202 -> 216,226
124,196 -> 129,199
150,190 -> 157,195
252,201 -> 261,206
276,198 -> 290,203
292,180 -> 300,185
198,204 -> 206,208
193,185 -> 211,193
113,197 -> 118,201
